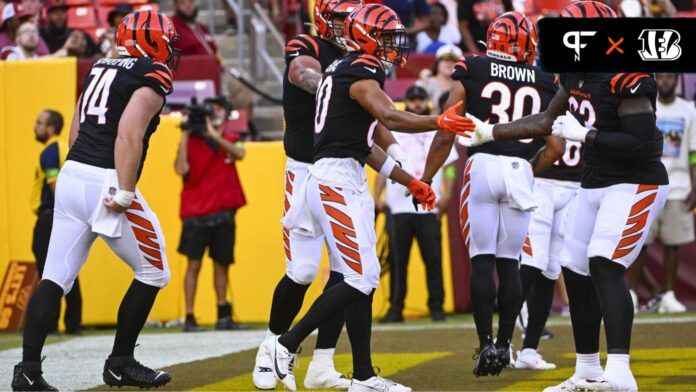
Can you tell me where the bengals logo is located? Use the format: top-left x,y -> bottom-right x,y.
637,29 -> 682,61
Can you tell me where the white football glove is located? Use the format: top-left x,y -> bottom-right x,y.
458,113 -> 494,147
551,111 -> 589,142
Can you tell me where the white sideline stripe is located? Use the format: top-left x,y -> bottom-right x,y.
0,330 -> 267,391
372,315 -> 696,332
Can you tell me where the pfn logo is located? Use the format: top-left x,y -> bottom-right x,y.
638,29 -> 682,61
563,31 -> 597,62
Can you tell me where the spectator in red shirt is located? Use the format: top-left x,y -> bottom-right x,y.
171,0 -> 218,57
0,2 -> 49,55
175,96 -> 247,332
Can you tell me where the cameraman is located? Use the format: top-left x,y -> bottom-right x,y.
175,96 -> 247,332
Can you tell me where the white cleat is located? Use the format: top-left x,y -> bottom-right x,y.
348,376 -> 412,392
575,376 -> 638,392
543,377 -> 581,392
253,340 -> 277,390
658,290 -> 687,314
262,335 -> 298,391
515,350 -> 557,370
304,360 -> 351,389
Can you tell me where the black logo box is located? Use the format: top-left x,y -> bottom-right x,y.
538,17 -> 695,73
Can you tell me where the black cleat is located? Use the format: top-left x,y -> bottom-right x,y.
491,346 -> 511,376
11,361 -> 57,391
182,319 -> 206,332
214,317 -> 250,330
379,310 -> 404,324
472,343 -> 498,377
103,356 -> 171,389
431,310 -> 447,322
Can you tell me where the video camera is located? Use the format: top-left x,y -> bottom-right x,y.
180,97 -> 214,136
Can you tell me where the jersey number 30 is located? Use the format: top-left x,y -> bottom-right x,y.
80,68 -> 118,125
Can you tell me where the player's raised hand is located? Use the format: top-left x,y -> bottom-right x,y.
407,178 -> 436,211
437,102 -> 475,137
458,113 -> 494,147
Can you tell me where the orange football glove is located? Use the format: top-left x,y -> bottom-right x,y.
407,178 -> 436,211
436,102 -> 475,137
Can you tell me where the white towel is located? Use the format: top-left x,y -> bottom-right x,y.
281,174 -> 322,238
500,156 -> 537,212
90,169 -> 124,238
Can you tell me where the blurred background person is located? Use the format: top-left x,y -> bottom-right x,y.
98,3 -> 132,58
40,0 -> 101,58
3,20 -> 40,60
31,109 -> 82,335
383,0 -> 431,47
415,2 -> 460,54
374,85 -> 458,323
175,96 -> 248,332
418,44 -> 463,114
171,0 -> 218,57
629,73 -> 696,313
0,2 -> 49,56
457,0 -> 511,54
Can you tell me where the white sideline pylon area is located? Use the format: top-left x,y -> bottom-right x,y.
0,330 -> 267,391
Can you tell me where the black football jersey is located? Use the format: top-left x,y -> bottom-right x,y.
282,34 -> 343,163
560,73 -> 668,188
313,53 -> 385,164
67,57 -> 172,177
453,55 -> 555,160
537,141 -> 583,182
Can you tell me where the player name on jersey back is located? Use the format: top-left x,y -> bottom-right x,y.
490,62 -> 537,84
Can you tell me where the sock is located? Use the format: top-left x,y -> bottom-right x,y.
519,264 -> 542,306
603,354 -> 633,383
575,352 -> 603,380
268,275 -> 310,335
312,348 -> 336,365
22,280 -> 64,362
346,292 -> 376,381
110,279 -> 159,358
589,257 -> 632,353
563,267 -> 602,354
523,275 -> 556,350
186,313 -> 195,324
217,302 -> 232,320
279,281 -> 365,353
315,271 -> 345,350
470,254 -> 496,347
496,258 -> 522,348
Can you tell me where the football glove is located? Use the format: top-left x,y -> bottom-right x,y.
458,113 -> 494,147
407,178 -> 436,211
552,111 -> 589,142
437,102 -> 475,137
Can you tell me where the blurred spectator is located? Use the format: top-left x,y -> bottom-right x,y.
2,20 -> 40,59
457,0 -> 511,54
374,85 -> 458,323
619,0 -> 677,16
175,96 -> 247,332
0,2 -> 49,55
629,73 -> 696,313
382,0 -> 431,41
30,109 -> 82,335
418,44 -> 463,114
171,0 -> 218,57
40,0 -> 101,58
523,0 -> 570,16
21,0 -> 43,23
99,3 -> 132,58
415,2 -> 460,53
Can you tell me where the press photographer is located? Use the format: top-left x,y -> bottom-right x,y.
174,96 -> 248,331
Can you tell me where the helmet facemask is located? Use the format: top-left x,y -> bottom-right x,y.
377,29 -> 409,69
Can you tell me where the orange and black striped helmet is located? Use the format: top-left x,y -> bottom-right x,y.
561,1 -> 617,18
344,4 -> 409,67
116,10 -> 180,70
314,0 -> 363,47
486,11 -> 537,64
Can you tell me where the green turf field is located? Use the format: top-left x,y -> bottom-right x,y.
3,313 -> 696,391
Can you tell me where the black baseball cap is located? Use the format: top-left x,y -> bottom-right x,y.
405,85 -> 428,100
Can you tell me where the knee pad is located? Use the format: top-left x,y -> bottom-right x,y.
136,264 -> 170,288
287,262 -> 319,285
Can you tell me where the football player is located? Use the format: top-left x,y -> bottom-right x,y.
260,4 -> 473,392
463,2 -> 669,390
253,1 -> 363,389
422,11 -> 564,377
516,141 -> 583,370
12,10 -> 177,391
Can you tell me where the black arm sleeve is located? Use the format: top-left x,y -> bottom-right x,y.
587,113 -> 656,159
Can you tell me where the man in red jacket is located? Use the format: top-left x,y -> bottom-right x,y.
175,96 -> 247,332
170,0 -> 218,57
